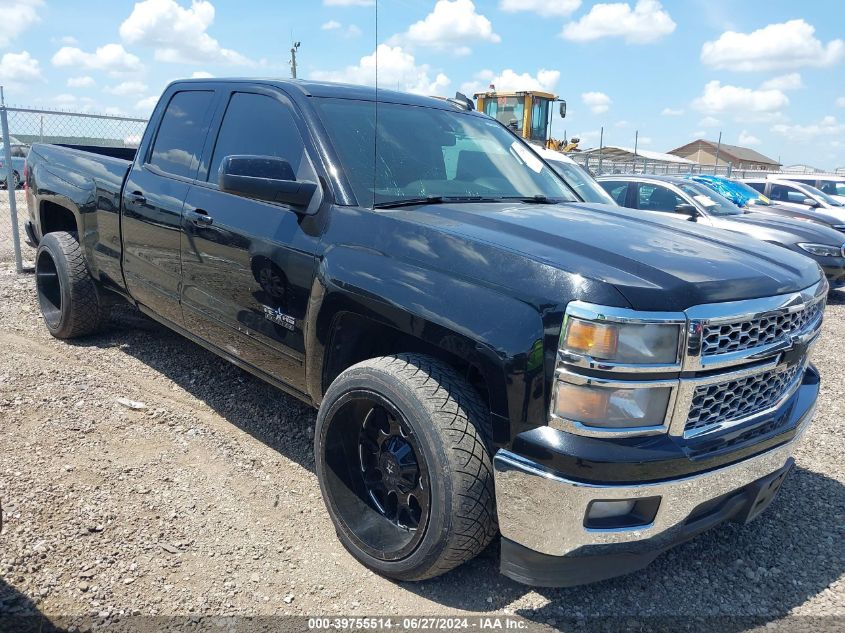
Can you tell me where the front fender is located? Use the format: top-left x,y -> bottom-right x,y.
305,244 -> 558,445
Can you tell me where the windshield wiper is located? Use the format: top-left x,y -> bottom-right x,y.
500,195 -> 560,204
373,195 -> 501,209
373,195 -> 444,209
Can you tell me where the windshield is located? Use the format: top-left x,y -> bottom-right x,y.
547,160 -> 616,205
677,181 -> 743,216
817,181 -> 845,197
315,98 -> 576,207
802,183 -> 844,207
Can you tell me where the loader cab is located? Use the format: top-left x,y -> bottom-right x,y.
474,90 -> 563,145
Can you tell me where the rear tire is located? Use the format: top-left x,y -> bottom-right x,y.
315,353 -> 497,581
35,231 -> 108,339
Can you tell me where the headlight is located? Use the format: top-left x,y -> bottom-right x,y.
552,380 -> 672,430
798,242 -> 843,257
562,318 -> 681,364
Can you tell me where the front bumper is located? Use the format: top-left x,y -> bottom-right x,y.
494,371 -> 818,587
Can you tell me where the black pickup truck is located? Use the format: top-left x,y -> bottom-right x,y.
24,79 -> 825,587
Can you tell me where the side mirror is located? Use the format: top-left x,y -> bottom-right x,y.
803,197 -> 821,208
219,155 -> 318,209
674,203 -> 699,220
559,100 -> 567,118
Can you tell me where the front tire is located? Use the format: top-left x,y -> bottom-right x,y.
35,231 -> 108,339
315,354 -> 497,581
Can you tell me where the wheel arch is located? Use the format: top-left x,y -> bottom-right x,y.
306,247 -> 551,446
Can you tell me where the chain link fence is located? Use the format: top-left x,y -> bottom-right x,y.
1,100 -> 147,270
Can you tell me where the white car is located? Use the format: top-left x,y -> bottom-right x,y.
765,174 -> 845,204
531,147 -> 617,205
741,177 -> 845,222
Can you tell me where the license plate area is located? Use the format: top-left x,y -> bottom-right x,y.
734,457 -> 795,525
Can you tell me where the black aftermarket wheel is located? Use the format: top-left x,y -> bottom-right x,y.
35,231 -> 108,339
315,354 -> 497,581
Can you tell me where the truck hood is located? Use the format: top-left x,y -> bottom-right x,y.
715,212 -> 845,245
391,201 -> 821,312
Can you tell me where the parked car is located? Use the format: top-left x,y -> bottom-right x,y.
688,174 -> 845,234
598,175 -> 845,289
767,174 -> 845,204
25,79 -> 825,588
532,146 -> 617,205
0,142 -> 29,189
742,178 -> 845,220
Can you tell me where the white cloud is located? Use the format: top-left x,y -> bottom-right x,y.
105,80 -> 148,96
390,0 -> 500,56
661,107 -> 684,116
311,44 -> 450,96
760,73 -> 803,91
499,0 -> 581,17
58,35 -> 78,45
738,130 -> 761,146
52,44 -> 143,74
0,0 -> 43,47
459,68 -> 560,95
191,71 -> 214,78
135,95 -> 159,114
614,120 -> 629,128
699,116 -> 720,127
320,21 -> 360,37
0,51 -> 43,86
772,116 -> 845,140
691,130 -> 706,138
836,97 -> 845,108
637,136 -> 653,146
324,0 -> 373,5
119,0 -> 253,66
582,91 -> 611,114
52,93 -> 96,112
701,20 -> 845,72
67,75 -> 95,88
561,0 -> 675,44
693,80 -> 788,114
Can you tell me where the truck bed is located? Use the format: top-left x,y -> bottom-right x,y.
26,143 -> 134,292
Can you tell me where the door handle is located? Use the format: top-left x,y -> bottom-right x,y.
126,190 -> 146,204
187,209 -> 214,226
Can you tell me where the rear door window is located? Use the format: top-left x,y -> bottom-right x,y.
148,90 -> 215,179
745,182 -> 765,193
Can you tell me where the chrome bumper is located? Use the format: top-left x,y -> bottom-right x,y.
493,402 -> 815,557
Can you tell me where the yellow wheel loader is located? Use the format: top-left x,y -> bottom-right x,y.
473,90 -> 575,152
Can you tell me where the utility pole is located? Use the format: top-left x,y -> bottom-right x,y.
634,130 -> 639,173
598,126 -> 604,174
290,41 -> 300,79
714,131 -> 722,175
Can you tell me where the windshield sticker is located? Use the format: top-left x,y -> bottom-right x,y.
693,194 -> 717,207
510,142 -> 543,173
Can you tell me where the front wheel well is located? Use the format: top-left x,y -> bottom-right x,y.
39,201 -> 78,237
322,312 -> 491,416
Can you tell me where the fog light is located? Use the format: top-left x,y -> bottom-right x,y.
588,500 -> 636,520
584,497 -> 661,529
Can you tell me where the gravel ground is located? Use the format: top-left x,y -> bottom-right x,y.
0,259 -> 843,632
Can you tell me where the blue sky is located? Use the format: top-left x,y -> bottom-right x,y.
0,0 -> 844,168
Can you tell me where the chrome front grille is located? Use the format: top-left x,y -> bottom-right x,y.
685,363 -> 804,435
700,301 -> 823,357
